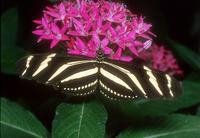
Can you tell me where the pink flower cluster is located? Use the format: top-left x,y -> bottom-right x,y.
139,44 -> 183,76
33,0 -> 155,61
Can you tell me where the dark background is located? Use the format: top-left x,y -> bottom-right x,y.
1,0 -> 200,130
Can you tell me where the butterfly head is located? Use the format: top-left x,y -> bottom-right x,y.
96,47 -> 105,63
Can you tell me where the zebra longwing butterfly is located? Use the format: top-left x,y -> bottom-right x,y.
16,49 -> 182,100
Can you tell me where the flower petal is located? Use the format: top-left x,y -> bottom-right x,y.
103,46 -> 113,54
51,23 -> 60,34
50,39 -> 59,48
76,37 -> 87,49
129,46 -> 138,56
32,30 -> 44,35
120,56 -> 133,62
92,33 -> 100,46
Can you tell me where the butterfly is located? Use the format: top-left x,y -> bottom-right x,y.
16,48 -> 182,100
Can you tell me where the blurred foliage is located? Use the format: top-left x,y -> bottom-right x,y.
117,114 -> 200,138
1,0 -> 200,138
1,8 -> 25,74
197,106 -> 200,116
0,98 -> 49,138
167,38 -> 200,70
1,8 -> 18,48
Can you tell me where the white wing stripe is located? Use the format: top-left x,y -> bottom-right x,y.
32,54 -> 56,77
61,67 -> 98,83
104,62 -> 147,96
100,68 -> 132,91
144,66 -> 163,96
21,55 -> 34,76
166,74 -> 174,97
47,60 -> 95,82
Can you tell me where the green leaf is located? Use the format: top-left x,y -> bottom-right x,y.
52,101 -> 107,138
1,8 -> 18,48
118,114 -> 200,138
185,72 -> 200,82
167,38 -> 200,70
1,8 -> 26,74
106,80 -> 200,118
0,98 -> 49,138
1,46 -> 25,74
197,106 -> 200,116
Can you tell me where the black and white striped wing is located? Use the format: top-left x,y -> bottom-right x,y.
17,53 -> 98,96
99,59 -> 182,100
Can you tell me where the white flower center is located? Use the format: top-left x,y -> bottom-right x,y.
60,15 -> 65,20
45,30 -> 51,35
56,34 -> 62,39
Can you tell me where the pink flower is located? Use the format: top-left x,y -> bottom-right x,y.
45,3 -> 67,21
49,23 -> 69,48
133,16 -> 152,35
139,44 -> 183,76
68,37 -> 96,57
32,16 -> 52,42
111,47 -> 133,62
33,0 -> 155,61
33,19 -> 69,48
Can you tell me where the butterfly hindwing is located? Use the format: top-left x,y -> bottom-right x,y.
55,61 -> 98,96
17,53 -> 98,96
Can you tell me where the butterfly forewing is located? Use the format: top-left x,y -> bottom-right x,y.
141,65 -> 182,98
99,59 -> 182,100
17,53 -> 98,96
